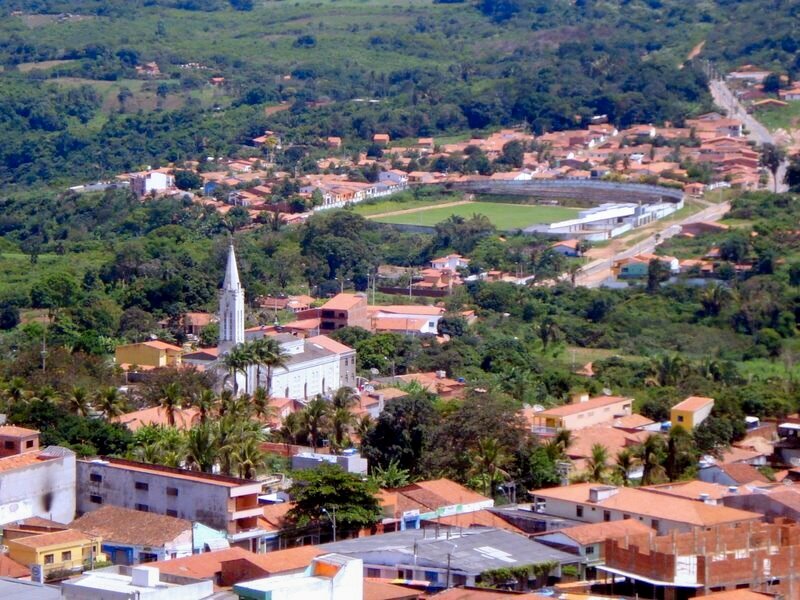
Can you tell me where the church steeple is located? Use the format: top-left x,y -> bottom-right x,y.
218,244 -> 245,355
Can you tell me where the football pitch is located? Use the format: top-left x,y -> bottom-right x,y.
374,201 -> 579,231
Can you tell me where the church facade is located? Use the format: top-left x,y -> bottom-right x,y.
217,245 -> 357,400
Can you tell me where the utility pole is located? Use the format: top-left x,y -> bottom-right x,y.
322,506 -> 337,542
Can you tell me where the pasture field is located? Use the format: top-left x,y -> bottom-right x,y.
374,201 -> 579,230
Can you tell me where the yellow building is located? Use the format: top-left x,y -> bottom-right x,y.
114,340 -> 182,370
670,396 -> 714,429
6,529 -> 104,578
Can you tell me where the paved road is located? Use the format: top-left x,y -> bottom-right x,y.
575,201 -> 731,287
709,78 -> 788,192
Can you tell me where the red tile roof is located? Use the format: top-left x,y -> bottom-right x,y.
321,293 -> 365,311
364,578 -> 420,600
0,554 -> 30,579
9,529 -> 92,550
71,505 -> 191,547
0,425 -> 39,437
555,519 -> 654,545
536,396 -> 632,418
111,406 -> 201,432
672,396 -> 714,412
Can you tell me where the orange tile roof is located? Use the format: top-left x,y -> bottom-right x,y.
0,554 -> 30,578
0,451 -> 56,474
612,414 -> 655,429
71,505 -> 191,547
374,305 -> 445,316
10,528 -> 93,550
259,503 -> 293,532
555,519 -> 654,545
716,463 -> 770,484
306,335 -> 354,355
364,578 -> 420,600
81,458 -> 257,488
672,396 -> 714,412
424,510 -> 522,534
321,293 -> 366,311
704,592 -> 774,599
282,318 -> 321,330
401,479 -> 490,507
137,340 -> 183,352
644,480 -> 733,502
426,589 -> 549,599
373,318 -> 428,332
111,406 -> 201,432
531,483 -> 762,527
152,547 -> 253,580
0,425 -> 39,437
536,396 -> 632,418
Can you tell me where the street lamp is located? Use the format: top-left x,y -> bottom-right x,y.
321,506 -> 337,542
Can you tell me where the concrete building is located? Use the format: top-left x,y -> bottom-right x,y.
430,254 -> 470,271
529,483 -> 762,535
77,458 -> 264,551
0,426 -> 39,457
601,520 -> 800,598
71,505 -> 194,565
233,554 -> 363,600
114,340 -> 182,370
130,170 -> 175,199
6,529 -> 104,580
369,305 -> 445,336
320,527 -> 576,589
0,441 -> 76,526
292,451 -> 368,475
671,396 -> 714,429
62,565 -> 214,600
319,293 -> 370,333
0,576 -> 60,599
531,394 -> 633,433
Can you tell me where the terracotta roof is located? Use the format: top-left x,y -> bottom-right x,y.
672,396 -> 714,412
321,293 -> 365,311
9,529 -> 92,550
556,519 -> 654,545
531,483 -> 762,527
0,451 -> 57,474
71,506 -> 191,547
121,340 -> 183,352
720,445 -> 767,464
391,479 -> 490,510
306,335 -> 354,355
644,480 -> 734,502
716,463 -> 770,484
282,318 -> 322,331
422,510 -> 521,534
0,425 -> 38,437
16,517 -> 68,530
373,318 -> 428,332
258,503 -> 293,532
426,589 -> 549,599
704,591 -> 774,599
536,396 -> 632,418
111,406 -> 201,432
612,414 -> 655,429
373,306 -> 445,316
0,554 -> 30,579
80,457 -> 257,488
567,426 -> 649,461
364,578 -> 420,600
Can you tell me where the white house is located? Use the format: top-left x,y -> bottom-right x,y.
430,254 -> 470,271
130,170 -> 175,199
378,169 -> 409,187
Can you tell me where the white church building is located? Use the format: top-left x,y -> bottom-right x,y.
215,245 -> 357,400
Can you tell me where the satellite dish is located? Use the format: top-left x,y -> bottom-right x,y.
370,368 -> 380,376
602,388 -> 612,396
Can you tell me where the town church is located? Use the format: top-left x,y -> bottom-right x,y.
215,245 -> 357,400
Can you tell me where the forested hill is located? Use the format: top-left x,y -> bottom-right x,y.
0,0 -> 797,188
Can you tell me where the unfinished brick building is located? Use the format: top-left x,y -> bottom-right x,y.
599,519 -> 799,599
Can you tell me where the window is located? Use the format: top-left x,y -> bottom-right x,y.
603,510 -> 611,522
677,415 -> 684,422
576,506 -> 584,518
166,509 -> 178,517
366,568 -> 381,578
90,473 -> 102,483
651,519 -> 660,530
89,494 -> 103,504
135,503 -> 149,512
61,551 -> 72,561
135,481 -> 149,491
623,514 -> 631,520
166,487 -> 179,497
25,440 -> 33,448
3,441 -> 13,450
586,545 -> 595,555
44,554 -> 54,565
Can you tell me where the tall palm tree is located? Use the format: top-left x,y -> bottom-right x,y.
331,387 -> 358,410
646,355 -> 689,387
1,377 -> 28,406
586,443 -> 609,483
158,382 -> 183,428
222,346 -> 250,396
185,423 -> 218,473
355,414 -> 374,448
545,429 -> 573,461
468,437 -> 511,498
615,448 -> 639,486
251,387 -> 277,424
279,412 -> 303,451
330,407 -> 356,454
194,389 -> 218,424
257,337 -> 288,394
65,386 -> 91,417
700,282 -> 730,317
665,425 -> 694,481
636,434 -> 667,485
95,386 -> 125,418
299,396 -> 330,451
230,435 -> 266,480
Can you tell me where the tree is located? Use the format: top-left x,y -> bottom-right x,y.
65,386 -> 91,417
185,423 -> 217,472
158,382 -> 183,427
251,337 -> 289,394
763,73 -> 782,94
646,258 -> 669,293
95,386 -> 125,418
362,392 -> 437,474
174,170 -> 203,191
286,463 -> 382,534
222,346 -> 250,396
700,283 -> 730,317
370,460 -> 412,488
299,396 -> 330,451
614,448 -> 638,486
785,153 -> 800,191
635,434 -> 666,484
468,437 -> 511,497
665,425 -> 694,481
585,443 -> 609,483
760,143 -> 786,193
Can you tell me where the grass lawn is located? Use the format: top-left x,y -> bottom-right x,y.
354,192 -> 462,216
738,358 -> 800,380
375,201 -> 579,230
753,101 -> 800,131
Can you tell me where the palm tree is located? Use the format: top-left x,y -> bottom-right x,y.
700,283 -> 730,317
279,412 -> 303,451
250,337 -> 288,394
230,435 -> 266,480
186,423 -> 218,472
468,437 -> 511,498
586,443 -> 609,483
194,389 -> 218,424
371,460 -> 411,488
666,425 -> 694,481
355,414 -> 374,447
251,387 -> 277,423
95,386 -> 125,418
330,407 -> 356,454
538,318 -> 560,351
636,434 -> 667,484
545,429 -> 573,461
615,448 -> 639,486
299,396 -> 330,451
1,377 -> 28,408
331,387 -> 358,410
158,382 -> 183,428
65,386 -> 91,417
646,354 -> 689,387
222,346 -> 250,396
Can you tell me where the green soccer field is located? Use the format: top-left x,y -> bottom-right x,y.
374,202 -> 579,230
